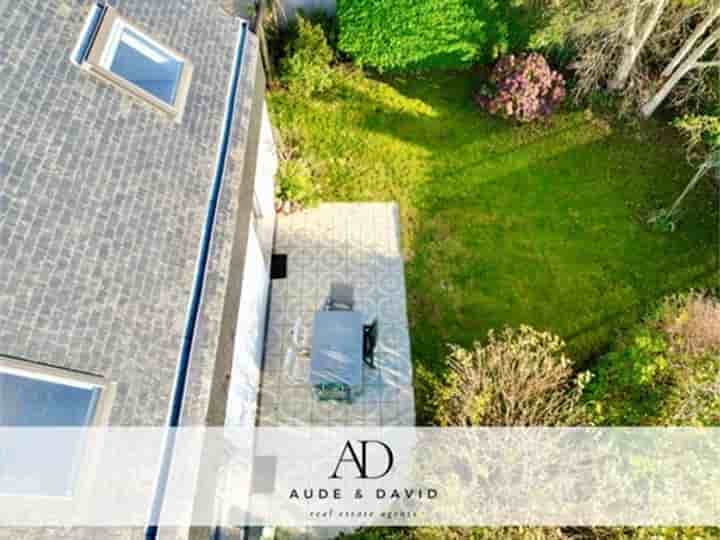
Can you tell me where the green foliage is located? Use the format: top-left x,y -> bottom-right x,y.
275,157 -> 319,206
343,527 -> 720,540
586,292 -> 720,427
647,207 -> 681,233
341,527 -> 573,540
527,5 -> 577,52
622,528 -> 720,540
658,115 -> 720,228
585,329 -> 672,426
310,10 -> 340,53
268,69 -> 718,420
280,15 -> 335,97
432,326 -> 590,427
526,1 -> 583,69
336,0 -> 527,72
673,115 -> 720,159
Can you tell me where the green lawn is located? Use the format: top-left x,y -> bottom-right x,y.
268,70 -> 718,417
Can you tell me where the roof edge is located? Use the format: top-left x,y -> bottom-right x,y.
144,19 -> 250,540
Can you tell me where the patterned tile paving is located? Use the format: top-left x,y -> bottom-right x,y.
256,203 -> 415,540
258,202 -> 416,430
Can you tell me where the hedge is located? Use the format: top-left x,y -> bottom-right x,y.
336,0 -> 523,72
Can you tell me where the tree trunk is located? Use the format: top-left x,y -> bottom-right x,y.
641,26 -> 720,118
668,160 -> 712,216
609,0 -> 667,91
255,0 -> 275,85
609,45 -> 643,90
661,3 -> 720,78
608,0 -> 640,90
641,60 -> 694,118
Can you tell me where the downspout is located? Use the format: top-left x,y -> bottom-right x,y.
145,19 -> 249,540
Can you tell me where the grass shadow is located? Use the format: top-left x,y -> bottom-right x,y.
267,70 -> 720,420
407,132 -> 719,380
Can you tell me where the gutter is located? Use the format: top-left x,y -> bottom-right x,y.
145,19 -> 249,540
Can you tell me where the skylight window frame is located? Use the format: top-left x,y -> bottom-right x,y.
0,356 -> 116,500
0,356 -> 114,428
76,5 -> 193,121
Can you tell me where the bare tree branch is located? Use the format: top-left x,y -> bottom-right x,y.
642,25 -> 720,117
638,0 -> 670,45
624,0 -> 641,42
662,1 -> 720,78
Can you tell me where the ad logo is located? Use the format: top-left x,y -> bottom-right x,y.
330,440 -> 394,480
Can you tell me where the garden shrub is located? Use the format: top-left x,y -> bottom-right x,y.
342,526 -> 570,540
336,0 -> 522,72
660,292 -> 720,357
475,53 -> 566,122
343,526 -> 720,540
267,9 -> 339,67
433,326 -> 590,427
275,157 -> 319,208
280,15 -> 335,97
584,329 -> 672,426
586,291 -> 720,426
526,2 -> 581,71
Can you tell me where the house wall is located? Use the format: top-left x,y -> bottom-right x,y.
222,103 -> 277,430
254,104 -> 279,261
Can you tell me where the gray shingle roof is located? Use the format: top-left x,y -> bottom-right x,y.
0,0 -> 260,427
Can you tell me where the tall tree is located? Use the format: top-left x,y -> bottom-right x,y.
641,2 -> 720,117
551,0 -> 720,116
608,0 -> 669,91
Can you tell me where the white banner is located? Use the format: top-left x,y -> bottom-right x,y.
1,428 -> 719,527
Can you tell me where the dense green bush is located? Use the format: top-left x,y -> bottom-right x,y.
586,291 -> 720,426
345,295 -> 720,539
275,155 -> 320,208
584,328 -> 672,426
336,0 -> 526,72
280,15 -> 335,97
265,8 -> 339,71
525,1 -> 582,70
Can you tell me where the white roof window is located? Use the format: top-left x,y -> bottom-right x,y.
0,356 -> 115,496
72,3 -> 193,121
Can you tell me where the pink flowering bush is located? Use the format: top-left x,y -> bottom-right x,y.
476,53 -> 566,123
